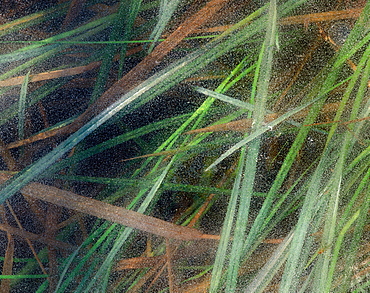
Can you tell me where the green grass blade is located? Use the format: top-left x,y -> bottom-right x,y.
83,160 -> 174,292
17,71 -> 30,141
315,176 -> 342,292
205,95 -> 322,171
209,148 -> 247,292
194,86 -> 255,111
147,0 -> 182,53
245,231 -> 294,293
279,158 -> 331,291
225,1 -> 278,290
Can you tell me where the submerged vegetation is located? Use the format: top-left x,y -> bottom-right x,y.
0,0 -> 369,292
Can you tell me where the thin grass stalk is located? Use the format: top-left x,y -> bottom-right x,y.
339,203 -> 369,291
55,223 -> 116,291
245,231 -> 294,292
178,58 -> 257,147
330,154 -> 370,291
46,113 -> 189,174
225,139 -> 261,291
74,258 -> 101,291
340,167 -> 370,231
193,87 -> 256,111
315,175 -> 342,292
209,148 -> 247,292
0,14 -> 114,71
281,194 -> 324,291
0,44 -> 59,66
205,94 -> 325,171
325,208 -> 361,292
241,160 -> 320,270
325,38 -> 370,146
224,1 -> 278,291
0,80 -> 64,128
17,71 -> 30,141
340,182 -> 370,292
345,142 -> 370,175
148,58 -> 258,181
82,160 -> 174,292
351,49 -> 370,141
186,57 -> 256,135
0,20 -> 110,93
311,137 -> 348,291
90,0 -> 143,104
117,0 -> 143,78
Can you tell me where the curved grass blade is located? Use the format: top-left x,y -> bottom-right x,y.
205,95 -> 322,171
245,231 -> 294,293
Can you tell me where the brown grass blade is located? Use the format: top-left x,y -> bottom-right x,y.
0,46 -> 142,88
0,174 -> 218,241
0,229 -> 14,293
115,255 -> 164,270
279,8 -> 363,26
5,200 -> 49,277
40,0 -> 230,138
0,62 -> 101,87
0,222 -> 76,251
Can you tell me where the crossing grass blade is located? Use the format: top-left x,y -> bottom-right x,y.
0,1 -> 369,291
224,1 -> 278,291
147,0 -> 182,53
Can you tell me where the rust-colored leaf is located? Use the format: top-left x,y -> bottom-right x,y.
0,222 -> 76,251
0,174 -> 219,241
